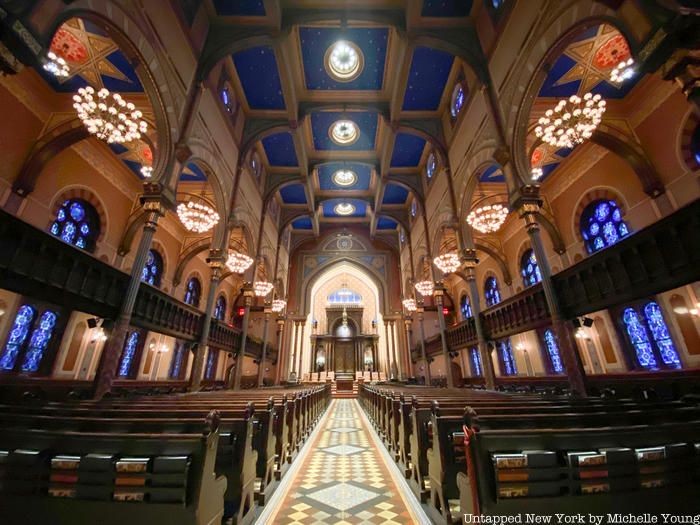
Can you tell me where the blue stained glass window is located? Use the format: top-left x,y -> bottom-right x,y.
205,348 -> 217,380
20,310 -> 58,372
118,332 -> 140,377
142,249 -> 163,287
499,339 -> 517,376
543,329 -> 564,374
622,308 -> 657,369
426,153 -> 436,180
411,200 -> 417,218
580,199 -> 631,254
0,305 -> 37,371
214,295 -> 227,321
460,294 -> 473,320
169,343 -> 186,379
520,249 -> 542,288
644,302 -> 681,368
451,84 -> 465,118
492,0 -> 503,8
184,277 -> 202,308
470,347 -> 482,377
328,288 -> 362,305
50,198 -> 100,252
484,277 -> 501,307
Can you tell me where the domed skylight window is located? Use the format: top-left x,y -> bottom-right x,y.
330,120 -> 360,145
332,169 -> 357,187
334,202 -> 356,216
325,40 -> 363,82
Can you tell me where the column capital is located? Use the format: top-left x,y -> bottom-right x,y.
206,249 -> 227,278
493,146 -> 511,166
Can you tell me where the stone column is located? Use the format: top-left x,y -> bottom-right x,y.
404,317 -> 413,378
297,322 -> 305,378
462,249 -> 496,389
257,306 -> 272,387
416,307 -> 432,386
383,320 -> 392,378
189,250 -> 225,391
93,191 -> 165,399
433,285 -> 454,388
274,318 -> 285,384
518,201 -> 588,396
289,320 -> 299,380
232,285 -> 254,390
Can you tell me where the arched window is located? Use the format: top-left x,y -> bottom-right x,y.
543,329 -> 564,374
411,200 -> 417,218
498,339 -> 517,376
250,152 -> 261,179
460,294 -> 473,320
492,0 -> 503,8
328,288 -> 362,305
621,302 -> 681,370
184,277 -> 202,308
691,123 -> 700,165
484,277 -> 501,307
221,86 -> 233,113
205,348 -> 218,380
580,199 -> 631,254
169,342 -> 187,379
142,249 -> 163,287
426,152 -> 436,181
214,295 -> 227,321
118,331 -> 140,377
470,347 -> 482,377
450,83 -> 465,118
520,249 -> 542,288
50,198 -> 100,252
0,305 -> 36,371
20,310 -> 59,373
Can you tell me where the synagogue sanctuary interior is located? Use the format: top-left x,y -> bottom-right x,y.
1,0 -> 700,524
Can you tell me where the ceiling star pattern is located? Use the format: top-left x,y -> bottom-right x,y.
232,46 -> 286,110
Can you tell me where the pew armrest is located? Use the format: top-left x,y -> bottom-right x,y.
196,431 -> 227,525
456,471 -> 475,516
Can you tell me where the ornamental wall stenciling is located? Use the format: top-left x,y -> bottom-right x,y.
302,254 -> 386,279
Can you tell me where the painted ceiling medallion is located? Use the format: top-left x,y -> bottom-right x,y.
325,40 -> 363,82
329,120 -> 360,146
332,169 -> 357,187
334,203 -> 356,216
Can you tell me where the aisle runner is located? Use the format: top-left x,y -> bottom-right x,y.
268,399 -> 421,524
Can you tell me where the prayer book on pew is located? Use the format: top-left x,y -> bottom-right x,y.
49,454 -> 81,499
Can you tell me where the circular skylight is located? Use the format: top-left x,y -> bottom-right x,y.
325,40 -> 363,82
332,169 -> 357,187
334,202 -> 356,216
329,120 -> 360,145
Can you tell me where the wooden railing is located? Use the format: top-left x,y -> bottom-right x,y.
480,283 -> 550,340
445,317 -> 477,350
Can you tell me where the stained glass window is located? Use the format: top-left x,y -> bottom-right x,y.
0,305 -> 37,371
492,0 -> 503,8
141,249 -> 163,287
214,295 -> 227,321
20,310 -> 58,372
411,200 -> 417,218
205,348 -> 218,380
643,302 -> 681,368
250,154 -> 261,179
484,277 -> 501,307
622,308 -> 657,369
499,339 -> 517,376
460,294 -> 473,320
451,83 -> 465,118
50,198 -> 100,252
580,199 -> 631,254
184,277 -> 202,308
426,152 -> 436,180
470,347 -> 482,377
543,329 -> 564,374
691,123 -> 700,165
169,343 -> 186,379
520,249 -> 542,288
221,87 -> 233,113
118,331 -> 140,377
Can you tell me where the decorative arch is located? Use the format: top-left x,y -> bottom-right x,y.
172,238 -> 212,287
49,186 -> 108,245
474,242 -> 513,285
572,187 -> 629,243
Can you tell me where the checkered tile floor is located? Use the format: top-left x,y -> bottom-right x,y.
268,399 -> 419,524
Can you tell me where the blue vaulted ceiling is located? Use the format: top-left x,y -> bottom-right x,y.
232,46 -> 285,110
311,112 -> 378,151
480,164 -> 505,183
292,217 -> 313,230
421,0 -> 473,17
382,184 -> 409,205
181,162 -> 207,182
299,27 -> 388,91
391,133 -> 427,167
377,217 -> 398,230
262,132 -> 298,167
402,47 -> 454,111
318,163 -> 372,191
279,184 -> 307,205
212,0 -> 265,16
322,198 -> 367,218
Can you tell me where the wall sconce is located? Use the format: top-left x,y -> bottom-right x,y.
91,328 -> 108,344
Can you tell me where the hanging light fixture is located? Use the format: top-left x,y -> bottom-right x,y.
531,167 -> 543,181
254,281 -> 274,297
177,198 -> 220,233
402,298 -> 417,312
535,92 -> 606,149
73,86 -> 148,144
610,58 -> 636,84
414,280 -> 434,297
433,252 -> 461,274
226,251 -> 253,274
272,299 -> 287,312
466,203 -> 509,234
43,51 -> 69,77
140,165 -> 153,178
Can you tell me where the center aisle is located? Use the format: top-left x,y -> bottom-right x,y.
265,399 -> 429,524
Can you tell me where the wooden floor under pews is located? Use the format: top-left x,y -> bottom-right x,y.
2,383 -> 700,524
